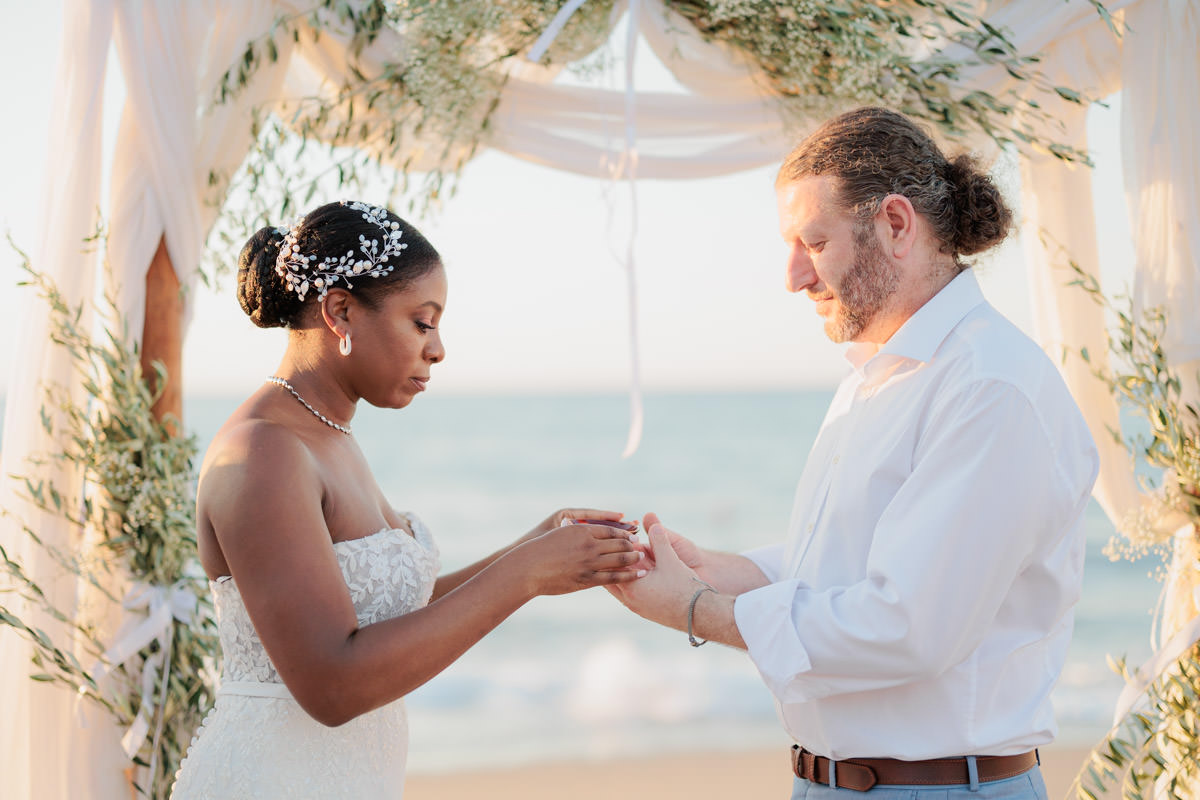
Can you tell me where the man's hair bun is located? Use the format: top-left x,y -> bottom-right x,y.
946,155 -> 1013,257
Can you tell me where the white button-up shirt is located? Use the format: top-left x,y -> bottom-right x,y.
733,270 -> 1099,760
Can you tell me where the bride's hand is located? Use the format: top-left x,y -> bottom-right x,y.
518,508 -> 637,546
509,521 -> 646,596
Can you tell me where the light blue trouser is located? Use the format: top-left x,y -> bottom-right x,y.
791,765 -> 1048,800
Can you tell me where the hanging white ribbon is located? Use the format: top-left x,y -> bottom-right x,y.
1111,523 -> 1200,725
528,0 -> 645,457
86,580 -> 198,770
618,0 -> 644,458
527,0 -> 593,63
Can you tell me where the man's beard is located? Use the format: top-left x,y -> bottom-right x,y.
825,221 -> 900,343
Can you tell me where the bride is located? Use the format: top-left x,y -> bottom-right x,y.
170,200 -> 644,798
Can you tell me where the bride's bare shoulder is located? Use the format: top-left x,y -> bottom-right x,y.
195,409 -> 334,581
199,415 -> 320,499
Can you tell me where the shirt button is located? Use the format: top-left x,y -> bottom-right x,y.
807,523 -> 814,532
832,455 -> 840,465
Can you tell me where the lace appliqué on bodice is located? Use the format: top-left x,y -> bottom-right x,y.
170,514 -> 440,800
214,514 -> 439,684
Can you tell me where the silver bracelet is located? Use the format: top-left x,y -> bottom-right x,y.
687,581 -> 717,647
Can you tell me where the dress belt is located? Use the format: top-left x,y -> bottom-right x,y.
218,680 -> 294,699
791,746 -> 1039,792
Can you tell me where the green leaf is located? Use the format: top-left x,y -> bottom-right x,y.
1054,86 -> 1082,104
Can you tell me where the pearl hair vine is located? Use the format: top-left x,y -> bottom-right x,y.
274,200 -> 408,302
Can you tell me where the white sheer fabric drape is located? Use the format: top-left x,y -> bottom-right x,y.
1121,0 -> 1200,410
491,0 -> 794,178
1118,0 -> 1200,662
3,0 -> 1195,797
1007,0 -> 1199,540
0,0 -> 124,795
998,0 -> 1145,523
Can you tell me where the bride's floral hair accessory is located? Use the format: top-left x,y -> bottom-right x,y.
274,201 -> 408,302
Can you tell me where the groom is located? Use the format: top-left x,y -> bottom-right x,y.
611,107 -> 1099,798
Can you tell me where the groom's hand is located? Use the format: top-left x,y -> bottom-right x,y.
608,513 -> 701,631
640,513 -> 702,566
631,512 -> 716,584
609,512 -> 747,648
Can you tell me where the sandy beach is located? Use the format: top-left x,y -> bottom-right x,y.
406,744 -> 1089,800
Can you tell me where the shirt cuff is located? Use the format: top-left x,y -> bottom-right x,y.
739,543 -> 785,584
733,578 -> 818,703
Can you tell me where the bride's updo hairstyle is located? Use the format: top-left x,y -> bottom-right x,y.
777,107 -> 1013,268
237,201 -> 442,329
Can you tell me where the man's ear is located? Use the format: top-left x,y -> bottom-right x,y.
319,289 -> 353,336
877,193 -> 917,260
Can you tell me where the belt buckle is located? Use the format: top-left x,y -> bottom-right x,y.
792,746 -> 878,792
791,747 -> 821,784
792,745 -> 814,781
803,749 -> 818,781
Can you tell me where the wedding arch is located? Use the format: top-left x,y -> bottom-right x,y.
1,1 -> 1197,798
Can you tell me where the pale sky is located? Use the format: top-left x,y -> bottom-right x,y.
0,2 -> 1134,399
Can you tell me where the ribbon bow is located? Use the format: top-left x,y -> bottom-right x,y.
88,580 -> 199,784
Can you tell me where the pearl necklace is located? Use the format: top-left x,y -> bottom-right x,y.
265,376 -> 352,435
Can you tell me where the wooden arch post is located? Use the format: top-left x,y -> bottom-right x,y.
121,235 -> 181,797
140,236 -> 183,426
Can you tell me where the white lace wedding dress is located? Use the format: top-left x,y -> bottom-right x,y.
170,514 -> 439,799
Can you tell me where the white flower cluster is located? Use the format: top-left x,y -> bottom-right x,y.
125,483 -> 157,531
275,201 -> 408,302
1109,470 -> 1196,562
94,448 -> 142,503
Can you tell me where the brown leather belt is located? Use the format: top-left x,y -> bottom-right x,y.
791,746 -> 1039,792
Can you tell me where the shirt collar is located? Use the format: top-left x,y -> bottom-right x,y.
843,269 -> 986,374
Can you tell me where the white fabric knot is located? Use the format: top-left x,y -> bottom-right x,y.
87,580 -> 199,762
96,580 -> 197,678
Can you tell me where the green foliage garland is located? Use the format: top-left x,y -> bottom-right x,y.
204,0 -> 1117,276
0,246 -> 217,799
204,0 -> 619,268
666,0 -> 1113,158
1070,262 -> 1200,800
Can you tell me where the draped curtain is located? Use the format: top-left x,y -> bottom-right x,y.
3,0 -> 1196,796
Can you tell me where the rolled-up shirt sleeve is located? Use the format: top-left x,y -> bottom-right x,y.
733,379 -> 1096,704
740,543 -> 786,584
735,577 -> 816,696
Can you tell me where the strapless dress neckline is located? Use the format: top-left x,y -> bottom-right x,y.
212,512 -> 433,586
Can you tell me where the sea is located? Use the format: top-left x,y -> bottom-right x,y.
2,391 -> 1164,771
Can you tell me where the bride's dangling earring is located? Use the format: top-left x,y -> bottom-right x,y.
339,333 -> 352,357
